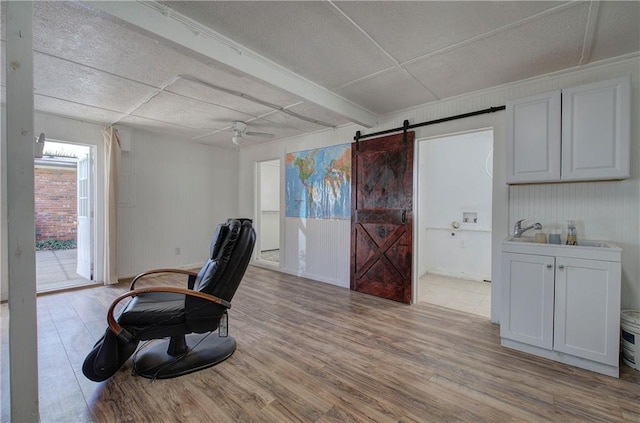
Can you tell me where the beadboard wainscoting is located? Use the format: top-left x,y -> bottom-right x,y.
509,182 -> 635,241
283,218 -> 351,288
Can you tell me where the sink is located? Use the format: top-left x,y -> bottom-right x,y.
577,240 -> 609,248
506,237 -> 534,243
503,237 -> 620,261
504,237 -> 616,249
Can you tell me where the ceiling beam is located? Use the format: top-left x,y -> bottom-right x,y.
89,1 -> 378,128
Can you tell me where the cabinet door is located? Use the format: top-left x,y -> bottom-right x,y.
561,76 -> 630,181
501,252 -> 555,349
554,257 -> 621,365
506,91 -> 561,184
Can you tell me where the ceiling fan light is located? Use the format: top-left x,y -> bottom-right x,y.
232,134 -> 243,145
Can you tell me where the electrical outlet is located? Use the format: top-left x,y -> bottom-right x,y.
175,247 -> 181,255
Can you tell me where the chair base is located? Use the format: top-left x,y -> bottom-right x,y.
133,333 -> 237,379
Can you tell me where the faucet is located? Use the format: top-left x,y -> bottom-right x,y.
513,219 -> 542,238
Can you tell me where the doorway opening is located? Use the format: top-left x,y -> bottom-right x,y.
257,159 -> 281,265
35,140 -> 96,293
416,129 -> 493,317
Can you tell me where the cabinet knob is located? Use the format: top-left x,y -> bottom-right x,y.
546,264 -> 553,270
558,265 -> 565,270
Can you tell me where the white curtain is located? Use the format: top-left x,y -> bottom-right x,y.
102,126 -> 121,285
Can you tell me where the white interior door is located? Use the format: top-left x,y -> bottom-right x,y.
76,151 -> 93,279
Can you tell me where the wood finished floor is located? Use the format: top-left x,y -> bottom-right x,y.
2,265 -> 640,422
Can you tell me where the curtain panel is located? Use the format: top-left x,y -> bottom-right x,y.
102,126 -> 121,284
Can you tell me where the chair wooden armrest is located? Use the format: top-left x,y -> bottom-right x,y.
106,286 -> 231,342
129,268 -> 199,290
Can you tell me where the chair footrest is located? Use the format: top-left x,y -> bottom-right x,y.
133,333 -> 237,379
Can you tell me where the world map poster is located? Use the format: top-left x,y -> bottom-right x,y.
285,144 -> 351,219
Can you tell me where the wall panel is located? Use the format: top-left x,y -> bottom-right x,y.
116,129 -> 239,277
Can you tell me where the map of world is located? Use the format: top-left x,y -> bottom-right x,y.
285,144 -> 351,219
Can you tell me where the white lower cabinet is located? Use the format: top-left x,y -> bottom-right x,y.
501,240 -> 621,377
501,252 -> 555,349
553,257 -> 621,366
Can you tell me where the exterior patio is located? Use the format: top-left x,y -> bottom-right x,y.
36,249 -> 94,293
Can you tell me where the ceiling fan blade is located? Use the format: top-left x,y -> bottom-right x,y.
245,131 -> 275,138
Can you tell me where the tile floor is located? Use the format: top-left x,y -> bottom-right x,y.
260,249 -> 280,263
418,273 -> 491,318
36,249 -> 94,293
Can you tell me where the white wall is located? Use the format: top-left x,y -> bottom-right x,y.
116,127 -> 239,277
418,130 -> 493,281
1,112 -> 239,300
239,55 -> 640,322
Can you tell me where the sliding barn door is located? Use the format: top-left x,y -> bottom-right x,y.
351,132 -> 414,303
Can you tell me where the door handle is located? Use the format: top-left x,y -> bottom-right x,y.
558,265 -> 565,271
546,264 -> 553,270
401,210 -> 406,224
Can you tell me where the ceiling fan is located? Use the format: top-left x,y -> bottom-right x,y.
230,121 -> 274,145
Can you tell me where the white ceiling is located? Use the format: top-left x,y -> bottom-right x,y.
1,1 -> 638,149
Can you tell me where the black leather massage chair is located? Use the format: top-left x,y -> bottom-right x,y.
83,218 -> 256,381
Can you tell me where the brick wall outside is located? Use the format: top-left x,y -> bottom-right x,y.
35,166 -> 77,242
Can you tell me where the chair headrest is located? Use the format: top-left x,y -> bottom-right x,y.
210,218 -> 254,259
209,223 -> 229,259
191,218 -> 255,301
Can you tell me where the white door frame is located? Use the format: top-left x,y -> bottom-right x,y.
76,146 -> 94,280
254,158 -> 281,268
46,138 -> 101,283
411,126 -> 498,312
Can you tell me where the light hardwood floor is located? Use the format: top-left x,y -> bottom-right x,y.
2,265 -> 639,422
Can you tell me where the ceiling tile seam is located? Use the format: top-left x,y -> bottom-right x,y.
105,73 -> 333,131
190,101 -> 309,141
162,87 -> 264,120
177,76 -> 335,128
33,49 -> 261,124
399,1 -> 582,68
110,75 -> 182,126
34,109 -> 119,129
33,92 -> 210,133
33,48 -> 294,122
34,49 -> 159,90
123,113 -> 211,133
124,1 -> 376,127
33,93 -> 127,115
32,49 -> 257,126
327,0 -> 440,100
579,1 -> 601,66
330,66 -> 397,91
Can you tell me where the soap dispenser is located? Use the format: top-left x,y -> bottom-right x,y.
566,220 -> 578,245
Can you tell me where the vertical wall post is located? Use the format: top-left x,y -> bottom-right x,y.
5,2 -> 39,421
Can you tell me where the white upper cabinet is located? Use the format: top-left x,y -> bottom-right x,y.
507,91 -> 561,183
506,76 -> 630,184
561,77 -> 631,181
